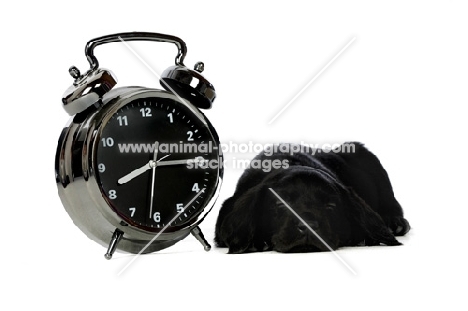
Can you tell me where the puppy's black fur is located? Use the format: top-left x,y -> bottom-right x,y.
215,142 -> 410,253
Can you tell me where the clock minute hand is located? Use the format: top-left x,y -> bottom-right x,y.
156,159 -> 190,166
156,157 -> 206,167
148,141 -> 159,219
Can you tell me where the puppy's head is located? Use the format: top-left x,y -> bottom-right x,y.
266,167 -> 401,252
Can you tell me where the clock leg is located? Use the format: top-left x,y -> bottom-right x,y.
104,228 -> 124,260
191,226 -> 211,251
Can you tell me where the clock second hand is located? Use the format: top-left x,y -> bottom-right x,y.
148,141 -> 159,220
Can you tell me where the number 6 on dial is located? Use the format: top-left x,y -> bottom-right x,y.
153,212 -> 161,223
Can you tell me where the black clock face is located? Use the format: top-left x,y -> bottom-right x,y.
95,96 -> 220,232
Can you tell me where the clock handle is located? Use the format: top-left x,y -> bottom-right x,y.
85,32 -> 188,71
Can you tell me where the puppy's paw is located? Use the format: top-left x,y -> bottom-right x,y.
387,216 -> 411,236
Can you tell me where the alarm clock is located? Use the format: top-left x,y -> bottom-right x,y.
55,32 -> 223,259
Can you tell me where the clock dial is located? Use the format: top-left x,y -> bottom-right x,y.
95,97 -> 220,232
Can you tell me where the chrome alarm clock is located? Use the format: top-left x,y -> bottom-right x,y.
55,32 -> 223,259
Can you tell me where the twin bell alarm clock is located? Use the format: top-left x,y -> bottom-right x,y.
55,32 -> 223,259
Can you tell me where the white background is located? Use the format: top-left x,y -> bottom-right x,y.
2,1 -> 467,310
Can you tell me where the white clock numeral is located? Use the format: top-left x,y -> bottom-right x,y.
117,116 -> 128,126
101,137 -> 114,147
192,183 -> 200,193
98,163 -> 106,173
109,190 -> 117,199
140,108 -> 152,117
167,113 -> 173,123
187,131 -> 194,141
176,203 -> 184,213
153,212 -> 161,223
129,207 -> 136,217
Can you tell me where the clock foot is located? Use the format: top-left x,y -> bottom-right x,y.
104,228 -> 124,260
191,226 -> 211,251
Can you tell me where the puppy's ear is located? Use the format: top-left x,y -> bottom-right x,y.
216,184 -> 264,253
344,188 -> 401,246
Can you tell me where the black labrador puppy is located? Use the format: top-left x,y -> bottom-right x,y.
215,142 -> 410,253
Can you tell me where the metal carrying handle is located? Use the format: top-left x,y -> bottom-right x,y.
85,32 -> 188,71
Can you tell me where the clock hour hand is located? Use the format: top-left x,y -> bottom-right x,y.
117,162 -> 152,185
117,153 -> 171,185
